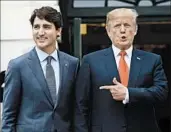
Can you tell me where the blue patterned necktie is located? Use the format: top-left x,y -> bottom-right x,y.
46,56 -> 56,104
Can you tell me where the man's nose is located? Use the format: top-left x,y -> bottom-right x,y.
38,28 -> 45,35
120,25 -> 126,33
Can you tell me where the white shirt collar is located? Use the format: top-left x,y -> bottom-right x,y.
112,44 -> 133,58
35,46 -> 58,62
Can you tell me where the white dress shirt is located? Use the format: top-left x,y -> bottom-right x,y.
35,47 -> 60,95
112,44 -> 133,104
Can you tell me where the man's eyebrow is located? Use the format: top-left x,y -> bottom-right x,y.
33,23 -> 52,26
43,24 -> 52,26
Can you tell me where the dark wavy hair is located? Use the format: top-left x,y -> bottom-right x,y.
29,6 -> 63,30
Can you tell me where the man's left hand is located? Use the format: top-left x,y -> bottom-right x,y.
100,78 -> 127,101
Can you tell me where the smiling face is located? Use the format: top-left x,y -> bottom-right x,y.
106,9 -> 137,50
32,17 -> 61,54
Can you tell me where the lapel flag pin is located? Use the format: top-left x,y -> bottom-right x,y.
137,57 -> 141,60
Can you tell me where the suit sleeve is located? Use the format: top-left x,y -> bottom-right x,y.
74,56 -> 91,132
1,60 -> 21,132
70,58 -> 80,131
128,55 -> 168,104
74,59 -> 80,79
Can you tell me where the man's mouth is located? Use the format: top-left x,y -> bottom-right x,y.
121,36 -> 126,39
37,37 -> 47,41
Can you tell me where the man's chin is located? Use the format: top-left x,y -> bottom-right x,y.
37,43 -> 48,48
36,44 -> 49,50
119,43 -> 132,50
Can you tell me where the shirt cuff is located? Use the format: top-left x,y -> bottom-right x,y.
123,88 -> 129,104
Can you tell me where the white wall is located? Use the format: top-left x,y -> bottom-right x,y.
1,40 -> 35,71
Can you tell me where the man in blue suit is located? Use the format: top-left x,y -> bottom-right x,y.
2,6 -> 79,132
74,8 -> 168,132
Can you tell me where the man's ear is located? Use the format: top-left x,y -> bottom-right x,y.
106,25 -> 111,38
56,28 -> 62,37
134,25 -> 138,35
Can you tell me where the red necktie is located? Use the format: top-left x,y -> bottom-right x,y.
119,51 -> 129,87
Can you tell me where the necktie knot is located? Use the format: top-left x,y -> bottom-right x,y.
47,56 -> 53,64
119,51 -> 127,57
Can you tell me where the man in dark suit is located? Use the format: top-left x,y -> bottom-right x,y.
2,6 -> 79,132
74,8 -> 168,132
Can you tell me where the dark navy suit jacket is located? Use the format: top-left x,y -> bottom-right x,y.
2,48 -> 79,132
74,47 -> 168,132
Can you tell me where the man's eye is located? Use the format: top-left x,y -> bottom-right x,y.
44,26 -> 51,29
114,24 -> 120,28
124,24 -> 130,28
33,25 -> 39,29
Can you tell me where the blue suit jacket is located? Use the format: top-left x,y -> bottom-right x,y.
2,48 -> 79,132
74,47 -> 168,132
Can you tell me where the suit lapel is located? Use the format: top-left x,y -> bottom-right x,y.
55,51 -> 69,108
104,47 -> 121,83
27,48 -> 54,107
128,49 -> 143,87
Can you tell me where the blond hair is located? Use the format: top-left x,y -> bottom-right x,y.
106,8 -> 138,27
